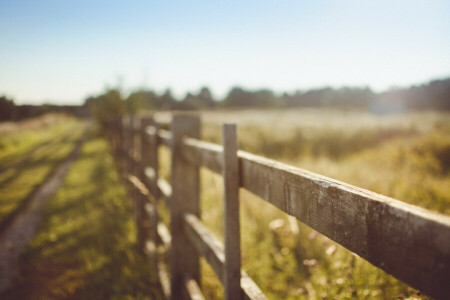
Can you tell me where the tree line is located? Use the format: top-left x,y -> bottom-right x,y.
85,77 -> 449,126
86,77 -> 450,112
0,96 -> 87,122
1,77 -> 449,123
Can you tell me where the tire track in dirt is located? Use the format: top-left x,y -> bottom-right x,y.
0,132 -> 87,292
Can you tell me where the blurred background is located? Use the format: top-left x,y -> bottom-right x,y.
0,1 -> 449,299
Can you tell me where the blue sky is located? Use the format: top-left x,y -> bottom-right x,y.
0,0 -> 449,104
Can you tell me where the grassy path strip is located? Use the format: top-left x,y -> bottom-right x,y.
0,131 -> 86,292
0,122 -> 85,225
1,134 -> 161,299
0,135 -> 70,188
0,119 -> 80,168
0,138 -> 53,175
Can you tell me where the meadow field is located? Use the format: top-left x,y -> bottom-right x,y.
155,109 -> 449,299
0,109 -> 448,299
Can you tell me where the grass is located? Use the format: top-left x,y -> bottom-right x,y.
1,109 -> 447,299
155,109 -> 448,299
0,118 -> 86,224
1,132 -> 161,299
0,114 -> 77,166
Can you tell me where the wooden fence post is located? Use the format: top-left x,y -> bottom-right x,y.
222,124 -> 241,300
143,118 -> 159,201
131,117 -> 146,251
139,117 -> 153,185
140,117 -> 159,258
170,114 -> 201,300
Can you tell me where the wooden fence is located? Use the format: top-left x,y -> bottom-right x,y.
107,114 -> 450,300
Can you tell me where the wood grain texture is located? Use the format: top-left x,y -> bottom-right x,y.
182,137 -> 223,174
222,124 -> 241,300
170,114 -> 201,300
183,213 -> 267,300
239,150 -> 450,299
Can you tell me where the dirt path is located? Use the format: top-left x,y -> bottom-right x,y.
0,135 -> 85,292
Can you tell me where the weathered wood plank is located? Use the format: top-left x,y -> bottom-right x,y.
182,137 -> 223,174
183,213 -> 267,300
222,124 -> 241,300
183,213 -> 225,281
170,114 -> 201,300
118,114 -> 450,298
238,150 -> 450,299
184,276 -> 205,300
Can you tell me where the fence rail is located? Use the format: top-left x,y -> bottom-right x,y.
107,114 -> 450,300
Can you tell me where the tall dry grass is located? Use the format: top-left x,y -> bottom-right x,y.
156,109 -> 448,299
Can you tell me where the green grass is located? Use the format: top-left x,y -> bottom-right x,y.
1,133 -> 161,299
0,119 -> 86,223
155,109 -> 447,299
0,116 -> 81,166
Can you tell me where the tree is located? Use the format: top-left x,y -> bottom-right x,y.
0,96 -> 16,121
84,89 -> 126,128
